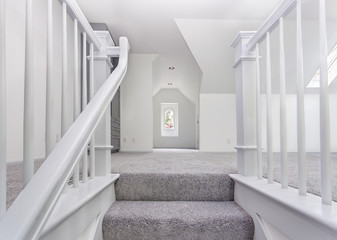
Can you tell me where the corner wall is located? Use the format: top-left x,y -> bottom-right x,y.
199,94 -> 237,152
199,93 -> 337,153
120,54 -> 157,152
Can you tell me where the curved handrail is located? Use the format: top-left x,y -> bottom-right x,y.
0,37 -> 129,240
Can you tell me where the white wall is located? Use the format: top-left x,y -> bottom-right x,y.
151,53 -> 201,106
204,93 -> 337,153
176,19 -> 262,94
261,94 -> 337,152
153,89 -> 196,149
199,94 -> 237,152
6,0 -> 75,162
120,54 -> 157,152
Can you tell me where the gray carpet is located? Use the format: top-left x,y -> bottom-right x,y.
111,151 -> 237,174
6,151 -> 337,209
111,152 -> 237,201
262,152 -> 337,200
115,173 -> 234,201
103,201 -> 254,240
6,160 -> 43,209
110,151 -> 337,202
105,151 -> 249,240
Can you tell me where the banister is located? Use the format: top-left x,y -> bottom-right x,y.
58,0 -> 102,51
246,0 -> 297,52
0,37 -> 129,240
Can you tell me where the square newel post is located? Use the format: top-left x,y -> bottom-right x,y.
231,32 -> 258,176
93,31 -> 115,176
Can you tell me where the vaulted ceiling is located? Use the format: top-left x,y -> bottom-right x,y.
76,0 -> 337,96
75,0 -> 283,100
76,0 -> 282,53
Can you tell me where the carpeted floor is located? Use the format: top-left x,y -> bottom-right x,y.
262,152 -> 337,200
111,151 -> 237,174
5,150 -> 337,209
6,160 -> 43,209
110,151 -> 337,201
103,201 -> 254,240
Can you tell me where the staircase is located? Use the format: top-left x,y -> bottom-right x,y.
102,171 -> 254,240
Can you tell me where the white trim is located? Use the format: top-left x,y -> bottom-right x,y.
41,174 -> 119,235
233,56 -> 259,68
106,46 -> 120,57
230,174 -> 337,238
230,31 -> 257,48
94,31 -> 115,47
88,55 -> 113,69
95,145 -> 114,150
40,174 -> 119,240
234,145 -> 258,150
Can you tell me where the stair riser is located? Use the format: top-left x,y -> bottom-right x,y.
115,173 -> 234,201
104,219 -> 254,240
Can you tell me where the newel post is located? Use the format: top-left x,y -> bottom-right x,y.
92,31 -> 115,176
231,32 -> 258,176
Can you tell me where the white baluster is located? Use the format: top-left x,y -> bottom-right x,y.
319,0 -> 332,205
82,32 -> 88,183
23,0 -> 34,186
73,19 -> 80,187
256,43 -> 262,180
0,0 -> 6,216
279,17 -> 288,189
296,0 -> 307,196
46,0 -> 54,156
61,2 -> 69,137
89,43 -> 95,179
266,31 -> 274,184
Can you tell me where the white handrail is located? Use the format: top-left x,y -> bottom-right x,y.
0,37 -> 129,240
246,0 -> 296,52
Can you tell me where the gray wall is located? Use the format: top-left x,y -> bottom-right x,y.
153,89 -> 196,148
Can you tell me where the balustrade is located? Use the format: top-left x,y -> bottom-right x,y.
234,0 -> 333,205
0,0 -> 129,238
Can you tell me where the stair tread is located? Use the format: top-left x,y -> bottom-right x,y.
103,201 -> 254,240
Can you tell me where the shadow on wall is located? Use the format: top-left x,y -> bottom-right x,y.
153,89 -> 196,149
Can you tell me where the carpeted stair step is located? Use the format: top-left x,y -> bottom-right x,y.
103,201 -> 254,240
115,173 -> 234,201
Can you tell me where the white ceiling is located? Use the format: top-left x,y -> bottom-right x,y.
76,0 -> 282,53
76,0 -> 337,96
